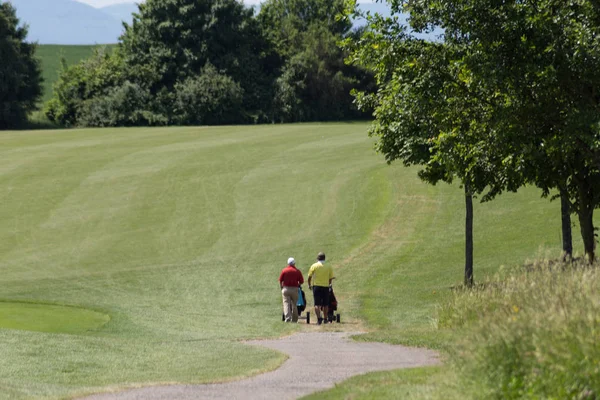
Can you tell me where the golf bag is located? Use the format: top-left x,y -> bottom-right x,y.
297,286 -> 307,314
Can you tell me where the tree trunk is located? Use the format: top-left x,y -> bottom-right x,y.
465,185 -> 474,287
560,187 -> 573,261
577,178 -> 596,264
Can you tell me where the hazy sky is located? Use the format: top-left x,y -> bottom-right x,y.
77,0 -> 373,8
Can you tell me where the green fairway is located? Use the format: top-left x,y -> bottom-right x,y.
0,123 -> 578,399
0,302 -> 109,334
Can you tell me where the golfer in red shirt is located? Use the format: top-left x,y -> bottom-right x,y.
279,257 -> 304,322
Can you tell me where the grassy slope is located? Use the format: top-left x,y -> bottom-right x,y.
0,123 -> 395,399
0,123 -> 583,399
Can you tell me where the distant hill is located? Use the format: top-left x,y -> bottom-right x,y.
6,0 -> 124,44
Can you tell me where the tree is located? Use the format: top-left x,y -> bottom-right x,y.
560,189 -> 574,260
45,47 -> 131,127
274,24 -> 364,122
259,0 -> 373,122
174,63 -> 244,125
46,0 -> 278,127
403,0 -> 600,263
344,8 -> 520,286
121,0 -> 275,122
0,2 -> 42,129
258,0 -> 351,57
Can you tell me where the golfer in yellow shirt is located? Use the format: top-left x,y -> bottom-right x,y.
308,252 -> 334,325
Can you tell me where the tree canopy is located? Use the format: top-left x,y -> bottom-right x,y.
260,0 -> 373,122
0,2 -> 42,129
121,0 -> 275,120
404,0 -> 600,262
347,0 -> 600,264
45,0 -> 372,127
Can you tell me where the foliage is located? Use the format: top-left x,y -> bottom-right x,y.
343,2 -> 526,285
273,24 -> 365,122
45,0 -> 274,127
260,0 -> 373,122
0,2 -> 43,129
347,0 -> 600,261
402,0 -> 600,261
440,261 -> 600,399
174,63 -> 244,125
36,45 -> 102,103
121,0 -> 274,122
43,0 -> 372,127
45,46 -> 124,126
258,0 -> 351,58
78,81 -> 167,127
344,2 -> 523,198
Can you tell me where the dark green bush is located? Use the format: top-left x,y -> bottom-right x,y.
174,64 -> 244,125
78,81 -> 167,127
45,47 -> 123,127
0,3 -> 43,129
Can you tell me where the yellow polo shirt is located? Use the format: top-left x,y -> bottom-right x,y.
308,261 -> 333,287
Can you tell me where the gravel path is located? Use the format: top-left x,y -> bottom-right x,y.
82,332 -> 439,400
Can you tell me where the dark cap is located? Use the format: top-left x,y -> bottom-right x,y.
317,252 -> 326,261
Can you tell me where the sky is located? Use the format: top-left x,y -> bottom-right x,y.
76,0 -> 373,8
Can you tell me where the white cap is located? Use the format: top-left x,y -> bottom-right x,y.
287,257 -> 295,265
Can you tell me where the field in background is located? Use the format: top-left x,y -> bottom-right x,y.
0,123 -> 580,399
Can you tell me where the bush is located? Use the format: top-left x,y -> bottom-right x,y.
78,81 -> 167,127
440,261 -> 600,399
47,51 -> 246,127
174,64 -> 244,126
45,47 -> 124,127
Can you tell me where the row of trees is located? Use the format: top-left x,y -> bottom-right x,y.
346,0 -> 600,284
44,0 -> 373,127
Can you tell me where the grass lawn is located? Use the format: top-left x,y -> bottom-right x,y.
302,367 -> 458,400
0,122 -> 582,399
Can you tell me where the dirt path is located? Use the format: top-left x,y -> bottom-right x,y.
82,332 -> 439,400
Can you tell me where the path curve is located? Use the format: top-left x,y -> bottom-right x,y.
82,332 -> 440,400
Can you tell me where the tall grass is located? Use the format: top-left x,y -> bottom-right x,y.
440,260 -> 600,399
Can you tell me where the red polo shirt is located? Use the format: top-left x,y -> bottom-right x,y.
279,265 -> 304,287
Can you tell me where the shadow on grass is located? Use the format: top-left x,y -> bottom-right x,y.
10,111 -> 64,131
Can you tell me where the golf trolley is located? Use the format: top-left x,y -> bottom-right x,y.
327,281 -> 341,323
281,286 -> 310,324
